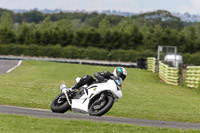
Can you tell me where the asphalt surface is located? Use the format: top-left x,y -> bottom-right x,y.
0,59 -> 200,130
0,105 -> 200,130
0,59 -> 20,74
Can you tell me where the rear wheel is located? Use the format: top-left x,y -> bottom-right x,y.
51,93 -> 71,113
89,95 -> 114,116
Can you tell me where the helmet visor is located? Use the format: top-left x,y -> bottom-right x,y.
120,73 -> 126,80
117,70 -> 126,80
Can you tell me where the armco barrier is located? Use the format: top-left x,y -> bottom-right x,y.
147,57 -> 156,73
159,62 -> 179,86
0,55 -> 137,68
186,66 -> 200,88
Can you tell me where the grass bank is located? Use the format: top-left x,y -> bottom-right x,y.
0,114 -> 199,133
0,60 -> 200,122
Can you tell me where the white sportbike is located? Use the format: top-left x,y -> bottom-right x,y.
51,77 -> 123,116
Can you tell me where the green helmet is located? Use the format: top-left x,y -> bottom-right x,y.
113,67 -> 127,81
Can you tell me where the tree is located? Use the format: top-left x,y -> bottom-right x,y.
59,29 -> 73,47
113,17 -> 143,49
0,13 -> 15,44
98,16 -> 111,34
181,26 -> 197,53
23,10 -> 45,23
17,22 -> 31,44
32,28 -> 42,44
73,26 -> 101,47
134,10 -> 183,29
143,25 -> 163,50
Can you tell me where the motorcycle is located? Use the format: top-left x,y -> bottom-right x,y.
51,77 -> 123,116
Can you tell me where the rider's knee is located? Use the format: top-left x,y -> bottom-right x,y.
80,75 -> 94,84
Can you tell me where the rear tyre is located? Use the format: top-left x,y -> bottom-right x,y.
89,95 -> 114,116
51,93 -> 71,113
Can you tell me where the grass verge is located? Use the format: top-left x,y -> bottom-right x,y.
0,114 -> 200,133
0,60 -> 200,123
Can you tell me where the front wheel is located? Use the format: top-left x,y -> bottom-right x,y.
51,93 -> 71,113
89,95 -> 114,116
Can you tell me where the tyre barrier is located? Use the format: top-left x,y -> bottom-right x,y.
147,57 -> 156,73
159,62 -> 179,86
186,66 -> 200,88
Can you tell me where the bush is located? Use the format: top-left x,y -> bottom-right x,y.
108,49 -> 156,62
0,44 -> 25,55
82,47 -> 109,60
108,49 -> 127,61
62,46 -> 83,59
181,52 -> 200,66
24,45 -> 40,56
182,53 -> 191,65
0,44 -> 157,62
188,52 -> 200,65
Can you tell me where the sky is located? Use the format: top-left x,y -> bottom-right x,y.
0,0 -> 200,14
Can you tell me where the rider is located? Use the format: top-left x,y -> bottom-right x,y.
70,67 -> 127,90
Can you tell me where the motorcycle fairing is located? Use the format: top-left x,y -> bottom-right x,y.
71,79 -> 122,113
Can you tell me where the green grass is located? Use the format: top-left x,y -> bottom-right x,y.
1,60 -> 200,123
0,113 -> 199,133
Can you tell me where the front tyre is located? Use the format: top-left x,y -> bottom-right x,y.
89,95 -> 114,116
51,93 -> 71,113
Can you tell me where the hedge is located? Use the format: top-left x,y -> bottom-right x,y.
0,44 -> 157,62
182,52 -> 200,66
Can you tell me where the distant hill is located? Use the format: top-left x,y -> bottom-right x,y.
11,8 -> 200,22
172,12 -> 200,22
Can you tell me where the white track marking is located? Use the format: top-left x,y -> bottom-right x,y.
6,60 -> 23,73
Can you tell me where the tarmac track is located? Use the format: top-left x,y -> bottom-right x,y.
0,105 -> 200,130
0,59 -> 20,74
0,59 -> 200,130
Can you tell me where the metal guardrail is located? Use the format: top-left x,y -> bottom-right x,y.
186,66 -> 200,88
0,56 -> 136,68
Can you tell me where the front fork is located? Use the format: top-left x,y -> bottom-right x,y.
64,91 -> 72,106
60,84 -> 72,106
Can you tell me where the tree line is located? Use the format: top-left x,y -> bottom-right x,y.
0,9 -> 200,64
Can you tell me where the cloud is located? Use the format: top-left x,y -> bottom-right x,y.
0,0 -> 44,9
178,0 -> 200,14
2,0 -> 200,14
53,0 -> 140,12
85,0 -> 140,12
